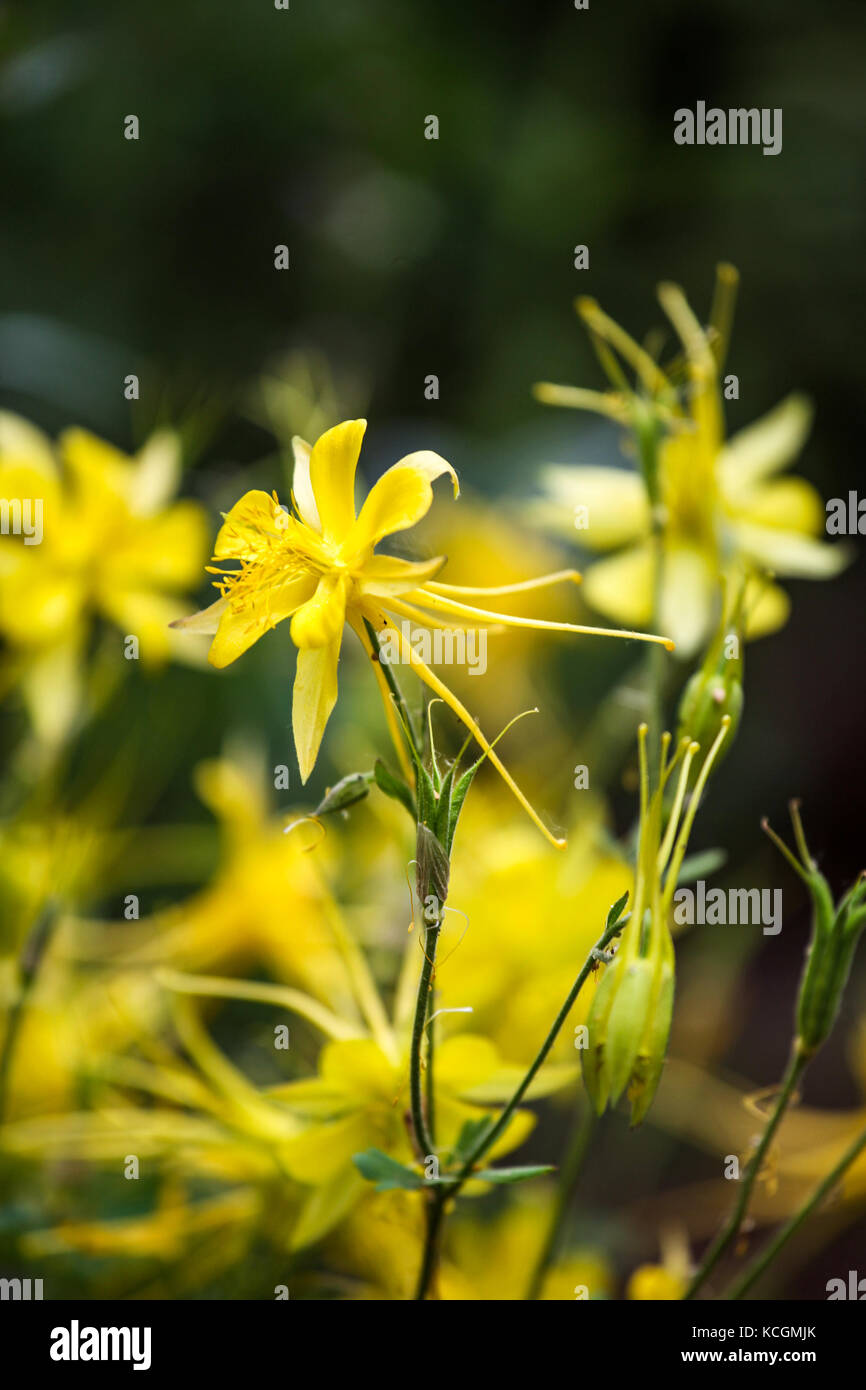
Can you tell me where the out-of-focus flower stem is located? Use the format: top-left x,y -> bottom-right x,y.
0,900 -> 58,1123
685,1043 -> 809,1299
725,1119 -> 866,1299
525,1099 -> 597,1300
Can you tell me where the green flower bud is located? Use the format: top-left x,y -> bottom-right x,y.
676,587 -> 744,778
764,803 -> 866,1058
583,717 -> 731,1125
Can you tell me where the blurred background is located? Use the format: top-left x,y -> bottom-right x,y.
0,0 -> 864,1299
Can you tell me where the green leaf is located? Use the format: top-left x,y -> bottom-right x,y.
373,758 -> 415,820
470,1164 -> 556,1185
675,849 -> 727,885
313,772 -> 372,817
605,890 -> 630,931
352,1149 -> 423,1191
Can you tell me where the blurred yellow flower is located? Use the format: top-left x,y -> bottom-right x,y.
269,1032 -> 546,1248
534,268 -> 848,656
175,419 -> 672,846
0,414 -> 209,741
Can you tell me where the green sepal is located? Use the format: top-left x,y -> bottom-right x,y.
373,758 -> 416,821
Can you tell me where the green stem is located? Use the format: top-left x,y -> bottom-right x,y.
409,915 -> 440,1160
459,918 -> 623,1192
685,1044 -> 809,1299
413,912 -> 624,1300
725,1120 -> 866,1300
525,1100 -> 597,1300
414,1187 -> 447,1301
0,901 -> 58,1123
425,988 -> 436,1149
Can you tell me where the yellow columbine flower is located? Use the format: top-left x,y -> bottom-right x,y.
0,413 -> 209,742
533,266 -> 849,656
174,419 -> 672,846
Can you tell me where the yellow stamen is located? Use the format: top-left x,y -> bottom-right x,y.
576,297 -> 671,396
427,569 -> 582,597
405,588 -> 675,650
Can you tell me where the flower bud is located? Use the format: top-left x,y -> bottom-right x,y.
676,587 -> 744,779
764,803 -> 866,1058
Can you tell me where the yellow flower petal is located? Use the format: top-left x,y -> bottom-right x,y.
208,573 -> 316,668
291,435 -> 321,532
742,577 -> 790,639
169,597 -> 227,635
733,521 -> 850,579
309,418 -> 366,541
581,542 -> 654,628
358,552 -> 446,597
213,489 -> 286,560
117,500 -> 209,591
320,1039 -> 397,1100
60,427 -> 132,500
536,465 -> 651,550
282,1111 -> 377,1184
129,431 -> 182,515
718,394 -> 812,494
736,477 -> 825,537
292,634 -> 341,783
290,571 -> 348,649
348,450 -> 458,552
658,544 -> 716,658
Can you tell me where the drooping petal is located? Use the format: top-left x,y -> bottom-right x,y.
293,634 -> 342,783
581,542 -> 654,628
290,571 -> 348,649
734,476 -> 824,536
208,573 -> 317,668
348,451 -> 458,552
742,577 -> 790,639
657,545 -> 716,659
358,552 -> 446,597
309,419 -> 366,541
535,465 -> 651,550
718,395 -> 812,494
733,520 -> 850,579
291,436 -> 322,532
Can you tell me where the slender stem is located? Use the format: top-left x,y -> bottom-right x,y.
425,988 -> 436,1148
0,901 -> 58,1123
525,1100 -> 597,1300
413,912 -> 625,1301
725,1120 -> 866,1300
685,1044 -> 809,1299
409,916 -> 440,1160
457,916 -> 623,1194
414,1187 -> 447,1301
